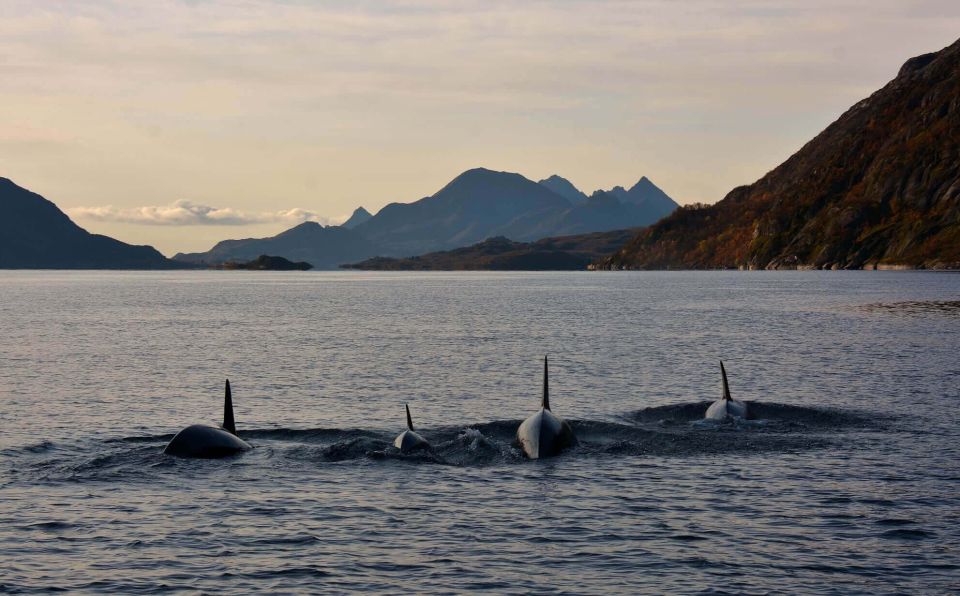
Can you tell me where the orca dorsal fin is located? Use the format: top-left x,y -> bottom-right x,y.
720,361 -> 732,401
405,403 -> 414,431
223,379 -> 237,435
541,356 -> 550,411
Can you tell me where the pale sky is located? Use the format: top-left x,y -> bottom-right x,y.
2,1 -> 959,255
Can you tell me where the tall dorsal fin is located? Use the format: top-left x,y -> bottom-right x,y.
720,361 -> 731,401
541,356 -> 550,411
405,403 -> 414,431
222,379 -> 237,435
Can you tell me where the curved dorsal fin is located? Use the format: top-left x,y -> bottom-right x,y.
541,356 -> 550,411
720,361 -> 731,401
405,403 -> 414,431
223,379 -> 237,435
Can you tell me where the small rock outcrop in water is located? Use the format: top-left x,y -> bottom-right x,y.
342,228 -> 640,270
597,38 -> 960,271
0,177 -> 183,269
217,255 -> 313,270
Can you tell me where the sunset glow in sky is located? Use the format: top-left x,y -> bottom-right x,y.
3,0 -> 959,254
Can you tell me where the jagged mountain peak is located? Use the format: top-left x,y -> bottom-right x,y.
538,175 -> 588,204
342,206 -> 372,229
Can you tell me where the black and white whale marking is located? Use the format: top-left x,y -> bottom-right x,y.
164,379 -> 252,458
516,356 -> 577,459
394,403 -> 431,453
704,361 -> 749,420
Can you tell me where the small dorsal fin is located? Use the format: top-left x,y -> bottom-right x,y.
720,361 -> 731,401
541,356 -> 550,411
222,379 -> 237,435
405,403 -> 414,431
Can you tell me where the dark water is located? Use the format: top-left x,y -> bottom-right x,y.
1,271 -> 958,594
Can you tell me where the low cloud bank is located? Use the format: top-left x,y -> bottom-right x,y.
69,200 -> 335,226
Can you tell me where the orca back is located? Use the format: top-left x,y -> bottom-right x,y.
164,424 -> 251,458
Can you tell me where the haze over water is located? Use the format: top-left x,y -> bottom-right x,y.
1,271 -> 959,593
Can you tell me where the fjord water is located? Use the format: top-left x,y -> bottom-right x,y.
1,271 -> 958,594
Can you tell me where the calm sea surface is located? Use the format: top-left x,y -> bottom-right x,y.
1,271 -> 959,594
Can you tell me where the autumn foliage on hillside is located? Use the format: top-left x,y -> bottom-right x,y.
599,39 -> 960,270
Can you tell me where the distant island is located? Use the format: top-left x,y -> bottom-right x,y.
214,255 -> 313,271
343,229 -> 640,271
597,39 -> 960,271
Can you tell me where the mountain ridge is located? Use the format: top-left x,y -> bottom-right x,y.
598,39 -> 960,270
0,177 -> 183,269
180,167 -> 678,267
174,221 -> 381,269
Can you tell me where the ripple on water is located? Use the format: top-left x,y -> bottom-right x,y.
858,299 -> 960,317
880,528 -> 936,540
4,401 -> 896,485
2,271 -> 959,594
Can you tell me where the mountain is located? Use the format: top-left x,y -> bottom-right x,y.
343,228 -> 640,271
351,168 -> 573,255
174,222 -> 379,269
538,175 -> 588,204
496,190 -> 658,240
606,186 -> 629,201
0,177 -> 180,269
618,177 -> 679,220
341,206 -> 372,229
596,178 -> 678,219
600,39 -> 960,271
352,167 -> 676,255
182,167 -> 678,267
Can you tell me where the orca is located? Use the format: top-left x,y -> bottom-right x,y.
704,361 -> 749,420
394,403 -> 431,453
164,379 -> 252,458
516,356 -> 577,459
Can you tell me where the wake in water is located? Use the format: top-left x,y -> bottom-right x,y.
2,402 -> 891,484
627,401 -> 887,431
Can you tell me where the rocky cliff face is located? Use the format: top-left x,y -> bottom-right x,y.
599,39 -> 960,270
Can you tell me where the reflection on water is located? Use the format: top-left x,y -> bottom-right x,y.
1,271 -> 959,593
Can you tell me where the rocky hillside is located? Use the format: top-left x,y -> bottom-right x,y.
599,39 -> 960,270
0,178 -> 181,269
